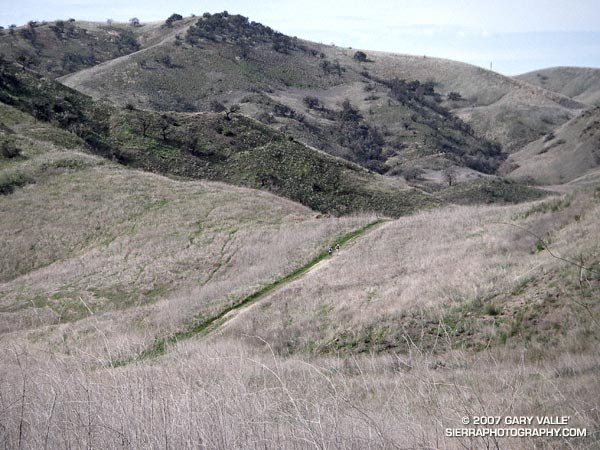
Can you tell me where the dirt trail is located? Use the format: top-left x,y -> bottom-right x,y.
122,219 -> 389,365
208,220 -> 392,338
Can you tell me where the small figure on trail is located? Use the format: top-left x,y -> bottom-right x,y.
328,247 -> 333,256
335,243 -> 340,252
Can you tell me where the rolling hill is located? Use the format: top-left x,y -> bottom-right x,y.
1,10 -> 599,450
516,66 -> 600,106
504,106 -> 600,184
54,13 -> 584,172
0,58 -> 443,218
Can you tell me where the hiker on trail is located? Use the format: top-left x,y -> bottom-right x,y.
335,243 -> 340,252
328,247 -> 333,256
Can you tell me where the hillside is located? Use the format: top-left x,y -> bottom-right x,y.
56,13 -> 585,167
1,11 -> 599,450
0,58 -> 443,218
516,66 -> 600,106
54,14 -> 504,177
0,98 -> 377,342
2,106 -> 598,447
504,106 -> 600,184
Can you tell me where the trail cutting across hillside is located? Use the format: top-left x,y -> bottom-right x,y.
117,218 -> 388,366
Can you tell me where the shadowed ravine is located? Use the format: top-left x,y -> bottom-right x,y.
115,219 -> 387,366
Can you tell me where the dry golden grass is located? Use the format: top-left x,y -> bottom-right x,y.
516,67 -> 600,106
1,181 -> 598,448
221,189 -> 598,355
1,336 -> 597,449
2,80 -> 599,450
506,107 -> 600,184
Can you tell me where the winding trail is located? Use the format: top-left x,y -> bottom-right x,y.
117,218 -> 388,365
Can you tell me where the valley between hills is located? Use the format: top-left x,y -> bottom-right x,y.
0,12 -> 599,449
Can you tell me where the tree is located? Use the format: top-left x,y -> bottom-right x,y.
403,167 -> 424,181
129,17 -> 140,27
1,141 -> 22,159
443,167 -> 457,186
159,114 -> 176,140
155,54 -> 173,67
138,115 -> 152,137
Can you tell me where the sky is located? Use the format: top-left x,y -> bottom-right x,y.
1,0 -> 599,75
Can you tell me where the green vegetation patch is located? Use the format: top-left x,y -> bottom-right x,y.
439,178 -> 548,205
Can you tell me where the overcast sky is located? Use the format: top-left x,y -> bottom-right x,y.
2,0 -> 599,75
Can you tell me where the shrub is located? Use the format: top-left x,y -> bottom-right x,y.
1,141 -> 22,159
353,51 -> 368,62
166,14 -> 183,27
303,96 -> 321,110
448,91 -> 462,101
0,172 -> 32,195
210,100 -> 226,113
338,99 -> 362,122
402,167 -> 424,181
155,55 -> 173,67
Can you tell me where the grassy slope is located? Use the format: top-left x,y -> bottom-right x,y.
2,129 -> 597,448
221,187 -> 600,356
0,100 -> 376,359
57,16 -> 504,177
58,14 -> 584,157
516,66 -> 600,106
504,106 -> 600,184
0,59 -> 438,218
1,96 -> 598,450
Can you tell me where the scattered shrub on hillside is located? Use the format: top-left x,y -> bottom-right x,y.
353,51 -> 368,62
444,167 -> 457,186
257,111 -> 275,124
50,20 -> 65,37
338,99 -> 362,122
210,100 -> 226,113
137,115 -> 152,137
320,59 -> 344,76
0,172 -> 33,195
273,104 -> 304,122
185,12 -> 297,53
116,30 -> 140,53
448,91 -> 463,101
303,96 -> 321,110
155,54 -> 174,68
165,14 -> 183,27
224,104 -> 240,120
402,167 -> 424,181
0,140 -> 22,159
129,17 -> 141,27
158,114 -> 178,140
61,52 -> 95,72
